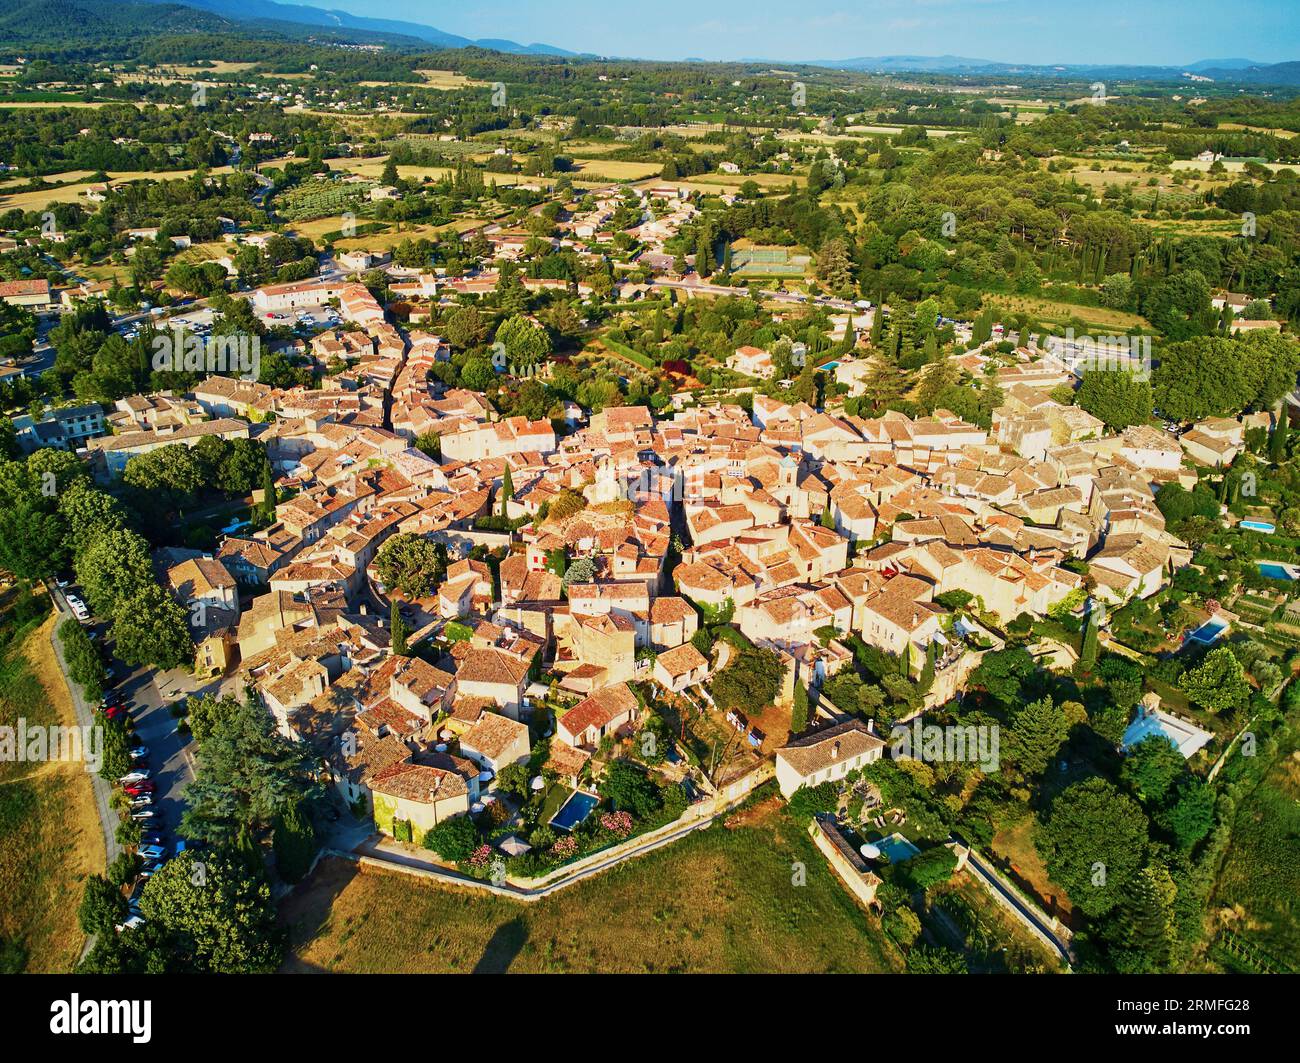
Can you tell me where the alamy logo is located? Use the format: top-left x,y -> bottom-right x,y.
889,720 -> 1000,773
1045,328 -> 1151,381
0,719 -> 101,773
152,328 -> 260,381
50,995 -> 151,1043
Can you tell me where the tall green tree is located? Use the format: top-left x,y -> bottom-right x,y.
1009,696 -> 1070,778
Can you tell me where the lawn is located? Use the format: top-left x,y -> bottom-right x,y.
282,806 -> 903,973
989,813 -> 1073,922
0,603 -> 105,973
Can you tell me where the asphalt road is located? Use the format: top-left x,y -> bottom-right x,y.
51,584 -> 197,844
119,663 -> 197,842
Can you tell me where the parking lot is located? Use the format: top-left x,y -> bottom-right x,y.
259,301 -> 341,333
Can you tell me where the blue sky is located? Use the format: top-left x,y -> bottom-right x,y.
341,0 -> 1300,66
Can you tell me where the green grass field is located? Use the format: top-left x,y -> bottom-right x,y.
281,803 -> 903,973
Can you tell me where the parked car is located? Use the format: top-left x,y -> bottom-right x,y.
115,915 -> 146,933
130,796 -> 153,809
65,595 -> 90,622
129,745 -> 148,760
138,845 -> 166,861
130,810 -> 156,821
120,770 -> 149,784
102,705 -> 127,723
123,782 -> 154,796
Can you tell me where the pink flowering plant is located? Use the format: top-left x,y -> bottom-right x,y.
466,844 -> 492,871
600,810 -> 633,838
550,835 -> 578,858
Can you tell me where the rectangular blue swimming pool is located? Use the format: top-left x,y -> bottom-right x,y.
875,833 -> 921,863
1186,617 -> 1229,645
550,790 -> 599,832
1259,562 -> 1295,581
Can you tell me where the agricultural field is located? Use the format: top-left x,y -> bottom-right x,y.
1208,712 -> 1300,973
170,62 -> 258,77
282,805 -> 903,974
568,159 -> 665,181
272,177 -> 375,222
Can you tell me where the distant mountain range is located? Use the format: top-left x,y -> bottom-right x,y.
136,0 -> 583,55
2,0 -> 1298,88
797,54 -> 1300,85
0,0 -> 238,41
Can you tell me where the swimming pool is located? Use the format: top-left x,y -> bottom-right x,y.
1259,562 -> 1296,581
817,361 -> 840,372
1241,520 -> 1277,533
874,833 -> 921,863
549,790 -> 599,832
1186,616 -> 1229,645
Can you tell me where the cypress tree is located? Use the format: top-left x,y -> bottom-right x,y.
790,679 -> 809,735
272,801 -> 317,885
920,640 -> 938,692
696,229 -> 715,277
1079,603 -> 1100,674
500,465 -> 514,517
258,460 -> 277,524
391,600 -> 409,657
1270,416 -> 1288,464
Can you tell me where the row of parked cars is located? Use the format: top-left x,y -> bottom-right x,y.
114,740 -> 158,933
113,739 -> 197,935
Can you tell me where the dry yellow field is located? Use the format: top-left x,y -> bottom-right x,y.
1218,123 -> 1298,139
0,101 -> 112,109
416,69 -> 489,89
0,163 -> 243,210
290,214 -> 485,252
1173,159 -> 1299,174
562,141 -> 631,158
0,169 -> 94,189
570,159 -> 664,180
171,62 -> 257,77
0,609 -> 105,973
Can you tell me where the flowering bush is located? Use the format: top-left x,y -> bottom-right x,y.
600,810 -> 633,838
1206,598 -> 1221,615
466,844 -> 492,870
550,835 -> 578,858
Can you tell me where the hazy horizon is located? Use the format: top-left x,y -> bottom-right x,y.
319,0 -> 1300,66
